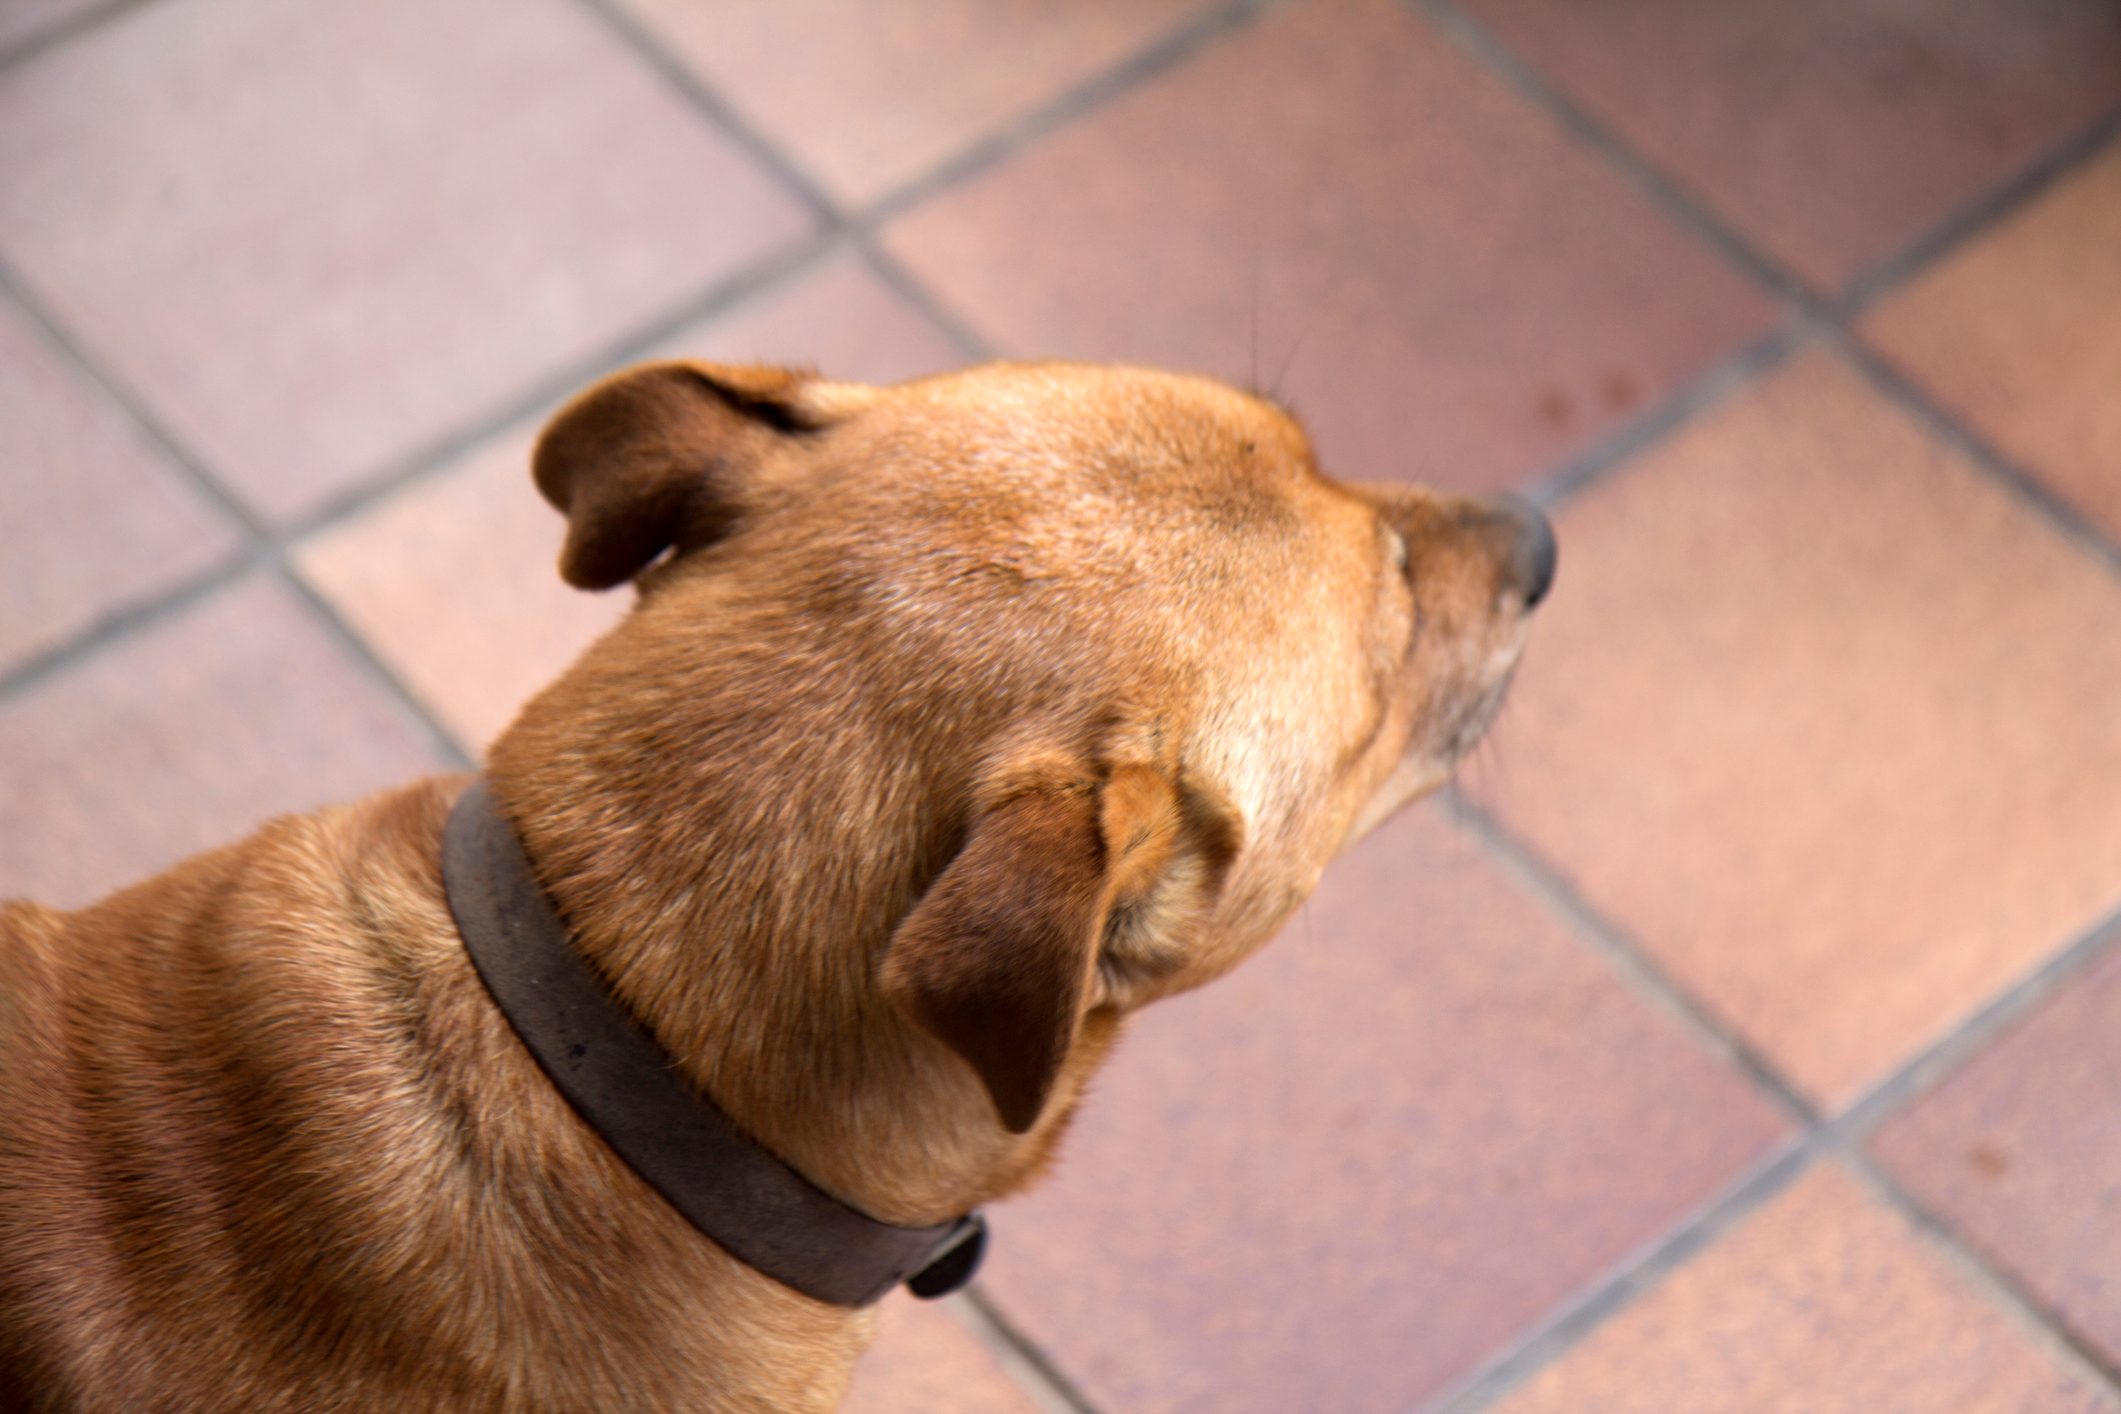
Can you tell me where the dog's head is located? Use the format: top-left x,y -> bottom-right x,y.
525,360 -> 1551,1140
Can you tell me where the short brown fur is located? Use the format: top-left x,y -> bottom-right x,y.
0,360 -> 1546,1411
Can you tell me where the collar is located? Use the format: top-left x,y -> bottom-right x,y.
440,779 -> 986,1308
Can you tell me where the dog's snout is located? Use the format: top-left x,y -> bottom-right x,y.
1488,496 -> 1556,609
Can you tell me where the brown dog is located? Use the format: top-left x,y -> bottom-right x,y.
0,360 -> 1551,1411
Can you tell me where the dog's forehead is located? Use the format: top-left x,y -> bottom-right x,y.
881,362 -> 1315,480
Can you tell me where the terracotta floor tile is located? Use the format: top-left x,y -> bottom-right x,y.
0,577 -> 448,909
1467,348 -> 2121,1106
1460,0 -> 2121,292
0,0 -> 810,525
978,802 -> 1788,1411
884,0 -> 1776,495
0,294 -> 238,677
639,251 -> 969,377
843,1297 -> 1039,1414
1863,140 -> 2121,546
300,254 -> 963,751
1494,1162 -> 2115,1414
296,428 -> 616,756
614,0 -> 1220,206
1872,941 -> 2121,1371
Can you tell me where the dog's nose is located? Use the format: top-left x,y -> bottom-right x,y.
1491,496 -> 1556,609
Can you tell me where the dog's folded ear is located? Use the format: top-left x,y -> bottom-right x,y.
533,361 -> 836,590
881,762 -> 1182,1134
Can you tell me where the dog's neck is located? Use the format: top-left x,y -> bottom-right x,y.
484,609 -> 1094,1228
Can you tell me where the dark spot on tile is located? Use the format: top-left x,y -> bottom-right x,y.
1968,1140 -> 2009,1179
1535,386 -> 1573,430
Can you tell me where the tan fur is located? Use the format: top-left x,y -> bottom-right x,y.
0,360 -> 1547,1411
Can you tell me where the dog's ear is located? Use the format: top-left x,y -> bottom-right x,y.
533,361 -> 835,590
881,763 -> 1182,1133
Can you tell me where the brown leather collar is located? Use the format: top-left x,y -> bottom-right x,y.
441,780 -> 986,1308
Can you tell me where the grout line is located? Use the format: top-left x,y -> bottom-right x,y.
5,0 -> 1278,724
1834,103 -> 2121,317
1443,791 -> 2121,1407
1411,0 -> 1812,307
282,231 -> 848,544
275,559 -> 477,771
1522,318 -> 1814,509
852,237 -> 997,363
11,0 -> 2121,1396
1834,905 -> 2121,1142
0,261 -> 474,765
567,0 -> 839,225
316,0 -> 1272,534
1836,1144 -> 2121,1395
1447,794 -> 1819,1128
567,0 -> 1276,369
0,0 -> 152,75
1417,0 -> 2121,574
0,260 -> 269,543
856,0 -> 1283,229
0,550 -> 261,704
1403,17 -> 2121,1389
958,1286 -> 1104,1414
1831,330 -> 2121,576
1436,797 -> 2121,1409
1424,1139 -> 1818,1414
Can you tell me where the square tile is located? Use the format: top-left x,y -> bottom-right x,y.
1461,0 -> 2121,291
299,254 -> 964,751
1863,140 -> 2121,545
0,0 -> 811,524
1469,348 -> 2121,1106
0,293 -> 238,677
844,1296 -> 1039,1414
614,0 -> 1221,206
643,250 -> 969,377
1872,940 -> 2121,1372
979,802 -> 1788,1411
1493,1162 -> 2116,1414
885,0 -> 1777,495
0,576 -> 449,909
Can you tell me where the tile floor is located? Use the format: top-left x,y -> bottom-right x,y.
2,1 -> 2117,1408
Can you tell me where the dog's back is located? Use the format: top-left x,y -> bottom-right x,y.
0,791 -> 456,1410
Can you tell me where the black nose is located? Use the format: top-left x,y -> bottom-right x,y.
1492,496 -> 1557,609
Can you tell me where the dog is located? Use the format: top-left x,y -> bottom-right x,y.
0,359 -> 1552,1411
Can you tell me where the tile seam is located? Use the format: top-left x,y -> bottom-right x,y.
1416,0 -> 2121,570
1389,18 -> 2121,1386
1409,0 -> 1812,305
0,0 -> 151,75
958,1287 -> 1106,1414
1447,795 -> 1820,1126
1834,906 -> 2121,1141
1836,1143 -> 2121,1397
273,559 -> 476,771
1439,803 -> 2121,1407
0,258 -> 474,766
1,0 -> 1271,731
1832,331 -> 2121,577
565,0 -> 1281,365
1834,103 -> 2121,316
1523,318 -> 1813,509
854,0 -> 1284,230
7,0 -> 2118,1397
281,232 -> 848,543
1420,1137 -> 1821,1413
0,551 -> 259,704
